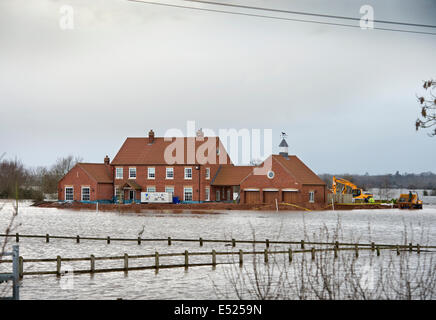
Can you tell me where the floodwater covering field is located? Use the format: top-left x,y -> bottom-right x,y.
0,200 -> 435,299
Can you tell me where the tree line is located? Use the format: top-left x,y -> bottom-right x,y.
0,155 -> 82,200
320,172 -> 436,194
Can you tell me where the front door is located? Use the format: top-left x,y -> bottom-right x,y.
129,190 -> 136,201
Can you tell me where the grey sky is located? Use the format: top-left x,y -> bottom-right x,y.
0,0 -> 435,174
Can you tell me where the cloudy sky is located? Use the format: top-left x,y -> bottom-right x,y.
0,0 -> 435,174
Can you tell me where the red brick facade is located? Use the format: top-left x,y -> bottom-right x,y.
58,131 -> 326,206
58,164 -> 113,202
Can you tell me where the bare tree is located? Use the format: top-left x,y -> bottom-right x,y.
216,220 -> 436,300
416,79 -> 436,137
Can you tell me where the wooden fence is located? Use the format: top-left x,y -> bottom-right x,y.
0,241 -> 432,278
1,233 -> 435,250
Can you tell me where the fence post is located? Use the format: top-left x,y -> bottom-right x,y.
199,237 -> 203,247
265,239 -> 270,248
232,239 -> 236,247
76,235 -> 80,244
137,237 -> 141,245
56,256 -> 61,276
107,236 -> 110,244
288,248 -> 293,263
168,237 -> 172,246
90,254 -> 95,273
184,250 -> 189,269
19,256 -> 23,279
301,240 -> 305,249
311,247 -> 315,260
334,246 -> 338,259
417,244 -> 420,254
396,245 -> 400,255
264,249 -> 268,263
124,253 -> 128,271
355,244 -> 359,258
409,242 -> 413,252
46,234 -> 49,243
371,242 -> 375,251
16,232 -> 19,243
212,250 -> 216,267
155,252 -> 159,271
376,246 -> 380,256
239,250 -> 243,267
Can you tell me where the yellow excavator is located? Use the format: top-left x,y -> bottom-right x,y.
398,191 -> 423,209
332,176 -> 374,202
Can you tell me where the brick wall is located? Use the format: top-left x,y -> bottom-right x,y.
58,166 -> 98,201
112,164 -> 221,201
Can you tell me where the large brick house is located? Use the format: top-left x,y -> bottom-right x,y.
58,129 -> 326,206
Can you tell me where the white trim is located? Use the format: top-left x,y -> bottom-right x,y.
243,188 -> 260,191
309,191 -> 315,203
115,167 -> 123,180
184,167 -> 192,180
129,167 -> 137,179
81,186 -> 91,201
183,187 -> 193,201
166,167 -> 174,180
282,188 -> 299,192
147,167 -> 155,180
205,187 -> 210,201
263,188 -> 279,191
65,186 -> 74,201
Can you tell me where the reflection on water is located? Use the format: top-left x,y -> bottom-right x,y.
0,201 -> 435,299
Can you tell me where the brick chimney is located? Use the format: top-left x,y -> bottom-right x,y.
148,129 -> 155,143
104,155 -> 110,165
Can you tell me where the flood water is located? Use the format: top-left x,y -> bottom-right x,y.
0,200 -> 435,299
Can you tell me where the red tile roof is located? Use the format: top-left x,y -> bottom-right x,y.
273,155 -> 326,185
77,163 -> 112,184
212,165 -> 253,186
111,137 -> 231,165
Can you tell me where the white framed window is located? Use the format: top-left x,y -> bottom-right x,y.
166,167 -> 174,179
184,187 -> 193,201
115,187 -> 121,201
129,167 -> 136,179
81,187 -> 90,201
205,168 -> 210,179
147,186 -> 156,192
184,167 -> 192,180
216,190 -> 220,201
65,187 -> 74,201
205,187 -> 210,201
148,167 -> 155,179
309,191 -> 315,203
115,167 -> 123,179
165,186 -> 174,194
